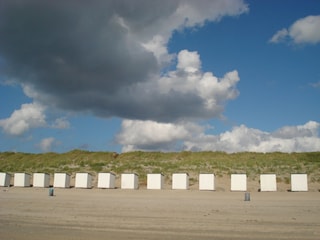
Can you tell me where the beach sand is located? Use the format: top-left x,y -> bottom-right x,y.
1,187 -> 320,240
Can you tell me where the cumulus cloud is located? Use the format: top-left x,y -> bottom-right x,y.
136,50 -> 240,121
0,0 -> 248,122
37,137 -> 56,152
117,120 -> 320,153
0,101 -> 69,135
270,15 -> 320,44
187,121 -> 320,152
0,103 -> 46,135
116,119 -> 204,152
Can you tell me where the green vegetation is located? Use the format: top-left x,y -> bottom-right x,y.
0,150 -> 320,184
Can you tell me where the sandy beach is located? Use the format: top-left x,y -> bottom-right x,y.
0,187 -> 319,240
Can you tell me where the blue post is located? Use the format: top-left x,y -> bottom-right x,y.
49,187 -> 54,196
244,192 -> 250,201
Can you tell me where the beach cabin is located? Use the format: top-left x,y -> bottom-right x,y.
231,174 -> 247,191
147,173 -> 164,190
172,173 -> 189,190
260,174 -> 277,192
0,172 -> 11,187
121,173 -> 139,189
53,173 -> 71,188
75,173 -> 92,189
97,172 -> 116,189
33,173 -> 50,188
14,173 -> 31,187
199,173 -> 215,191
291,174 -> 308,192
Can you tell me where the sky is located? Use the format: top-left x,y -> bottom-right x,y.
0,0 -> 319,153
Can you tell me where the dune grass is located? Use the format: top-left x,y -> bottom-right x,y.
1,150 -> 320,185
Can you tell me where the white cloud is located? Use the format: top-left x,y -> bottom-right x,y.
0,102 -> 46,135
51,117 -> 70,129
117,120 -> 320,153
310,81 -> 320,89
272,121 -> 319,139
116,119 -> 203,152
270,15 -> 320,45
187,121 -> 320,153
269,28 -> 288,43
141,35 -> 173,65
290,15 -> 320,44
176,50 -> 201,73
37,137 -> 56,152
155,50 -> 240,115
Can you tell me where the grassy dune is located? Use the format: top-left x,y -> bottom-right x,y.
1,150 -> 320,186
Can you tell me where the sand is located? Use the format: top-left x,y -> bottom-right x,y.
0,187 -> 319,240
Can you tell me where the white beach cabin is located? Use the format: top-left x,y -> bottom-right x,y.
33,173 -> 50,188
53,173 -> 71,188
172,173 -> 189,190
0,172 -> 11,187
14,173 -> 31,187
121,173 -> 139,189
291,174 -> 308,192
260,174 -> 277,192
199,173 -> 215,191
231,174 -> 247,191
97,172 -> 116,189
75,173 -> 92,189
147,173 -> 164,190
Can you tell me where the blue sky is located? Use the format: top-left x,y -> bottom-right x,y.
0,0 -> 319,153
